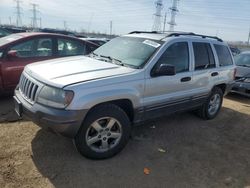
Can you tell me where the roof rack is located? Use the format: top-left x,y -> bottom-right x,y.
128,31 -> 223,42
129,31 -> 159,34
166,32 -> 223,42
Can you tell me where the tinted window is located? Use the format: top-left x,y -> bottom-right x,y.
86,42 -> 98,54
11,40 -> 34,57
214,44 -> 233,66
36,38 -> 52,57
193,43 -> 215,70
57,38 -> 84,56
156,42 -> 189,73
10,38 -> 53,58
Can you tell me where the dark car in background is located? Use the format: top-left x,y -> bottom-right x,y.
1,26 -> 27,34
230,46 -> 241,56
0,28 -> 11,38
0,32 -> 99,93
80,37 -> 109,46
231,51 -> 250,97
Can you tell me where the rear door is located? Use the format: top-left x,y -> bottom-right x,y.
191,41 -> 217,98
212,44 -> 235,85
1,37 -> 54,90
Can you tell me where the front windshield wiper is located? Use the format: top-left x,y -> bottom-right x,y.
89,52 -> 99,57
99,54 -> 122,63
99,55 -> 138,69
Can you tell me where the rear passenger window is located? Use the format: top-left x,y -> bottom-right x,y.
156,42 -> 189,73
86,42 -> 98,54
214,44 -> 233,66
57,38 -> 85,56
193,43 -> 215,70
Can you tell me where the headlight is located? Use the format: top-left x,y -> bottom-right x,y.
37,85 -> 74,109
244,78 -> 250,83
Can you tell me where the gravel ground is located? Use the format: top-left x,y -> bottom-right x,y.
0,93 -> 249,188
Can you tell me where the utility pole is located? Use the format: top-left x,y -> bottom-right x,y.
152,0 -> 163,32
63,20 -> 67,30
14,0 -> 22,27
248,27 -> 250,46
31,3 -> 39,28
39,18 -> 42,28
163,12 -> 167,32
9,16 -> 12,25
110,21 -> 113,35
168,0 -> 179,32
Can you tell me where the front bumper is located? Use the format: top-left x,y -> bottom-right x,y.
14,89 -> 88,138
231,81 -> 250,97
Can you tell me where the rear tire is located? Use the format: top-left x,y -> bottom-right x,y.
75,104 -> 131,159
197,87 -> 223,120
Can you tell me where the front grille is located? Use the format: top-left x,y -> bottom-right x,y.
19,74 -> 39,103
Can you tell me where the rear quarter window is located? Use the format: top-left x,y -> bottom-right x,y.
214,44 -> 233,66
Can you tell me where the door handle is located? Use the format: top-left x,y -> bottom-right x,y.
211,72 -> 219,77
180,77 -> 191,82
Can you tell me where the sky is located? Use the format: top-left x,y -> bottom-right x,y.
0,0 -> 249,42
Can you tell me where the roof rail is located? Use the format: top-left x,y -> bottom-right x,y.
166,32 -> 223,42
128,31 -> 223,42
129,31 -> 159,34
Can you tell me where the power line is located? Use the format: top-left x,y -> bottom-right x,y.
14,0 -> 22,27
152,0 -> 163,32
168,0 -> 179,31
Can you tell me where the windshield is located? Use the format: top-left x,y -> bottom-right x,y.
234,53 -> 250,67
0,34 -> 23,46
93,36 -> 163,68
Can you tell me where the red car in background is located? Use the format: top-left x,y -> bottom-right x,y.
0,32 -> 99,93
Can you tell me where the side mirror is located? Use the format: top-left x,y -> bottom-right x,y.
152,64 -> 176,77
7,50 -> 18,58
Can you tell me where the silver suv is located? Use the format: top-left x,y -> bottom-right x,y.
14,32 -> 236,159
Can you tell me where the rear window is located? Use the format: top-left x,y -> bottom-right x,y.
214,44 -> 233,66
0,34 -> 23,46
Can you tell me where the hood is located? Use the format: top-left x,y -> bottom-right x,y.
236,65 -> 250,78
24,56 -> 136,88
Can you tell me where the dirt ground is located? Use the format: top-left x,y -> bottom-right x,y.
0,94 -> 250,188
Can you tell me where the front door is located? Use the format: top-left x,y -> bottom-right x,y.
144,41 -> 195,120
1,37 -> 54,90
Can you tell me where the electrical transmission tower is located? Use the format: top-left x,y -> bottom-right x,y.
31,3 -> 39,28
168,0 -> 179,32
152,0 -> 163,32
14,0 -> 22,27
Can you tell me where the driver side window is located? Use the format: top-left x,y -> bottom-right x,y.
156,42 -> 189,73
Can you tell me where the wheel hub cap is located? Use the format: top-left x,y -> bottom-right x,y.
85,117 -> 122,153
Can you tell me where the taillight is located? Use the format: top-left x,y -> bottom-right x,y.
233,68 -> 237,80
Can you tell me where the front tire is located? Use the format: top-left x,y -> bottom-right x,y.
197,87 -> 223,120
75,104 -> 131,159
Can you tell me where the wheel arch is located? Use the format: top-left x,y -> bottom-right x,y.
83,99 -> 135,124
